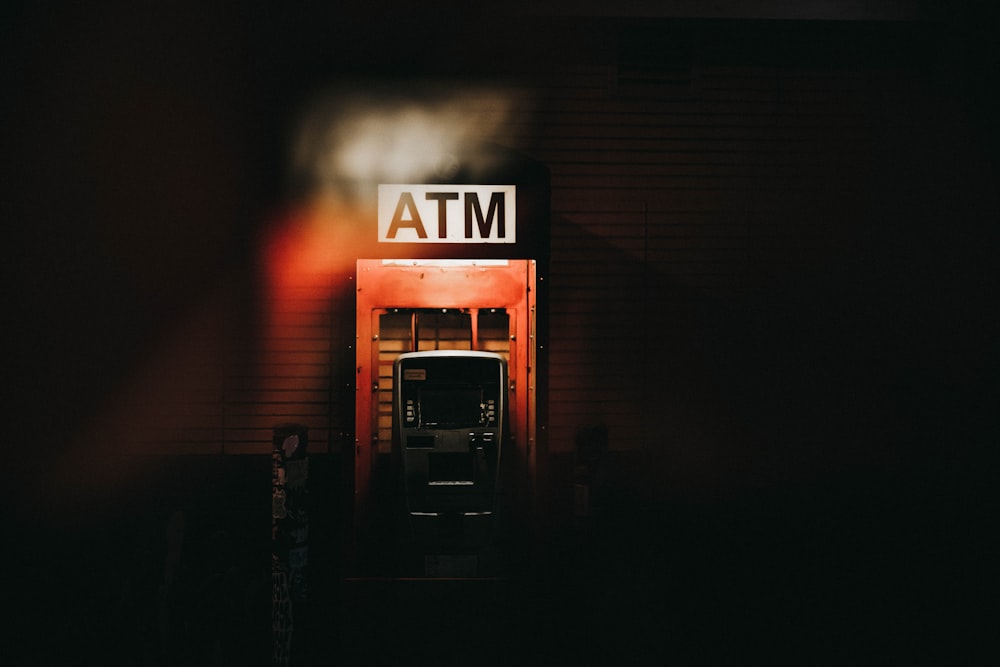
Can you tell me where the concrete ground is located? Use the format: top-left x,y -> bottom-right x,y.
10,452 -> 994,666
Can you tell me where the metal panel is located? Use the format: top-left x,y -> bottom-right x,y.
355,260 -> 534,526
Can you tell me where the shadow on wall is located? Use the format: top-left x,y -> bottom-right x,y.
550,188 -> 1000,507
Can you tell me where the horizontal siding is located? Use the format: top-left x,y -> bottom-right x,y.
223,273 -> 353,454
136,21 -> 935,464
517,47 -> 925,455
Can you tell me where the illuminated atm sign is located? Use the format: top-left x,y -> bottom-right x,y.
378,184 -> 516,244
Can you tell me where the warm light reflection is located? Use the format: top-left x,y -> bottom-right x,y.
266,84 -> 529,313
262,195 -> 369,299
288,84 -> 528,202
380,259 -> 510,267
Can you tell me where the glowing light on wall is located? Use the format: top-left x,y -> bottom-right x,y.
380,259 -> 510,267
264,83 -> 530,299
287,85 -> 528,202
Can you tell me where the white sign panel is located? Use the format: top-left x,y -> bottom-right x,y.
378,184 -> 516,243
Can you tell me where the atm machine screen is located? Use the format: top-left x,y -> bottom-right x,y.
418,385 -> 484,428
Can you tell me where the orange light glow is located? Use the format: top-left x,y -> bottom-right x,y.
268,82 -> 531,302
288,84 -> 528,203
262,196 -> 370,300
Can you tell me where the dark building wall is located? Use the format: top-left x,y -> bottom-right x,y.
6,7 -> 997,506
194,17 -> 996,495
5,5 -> 998,664
517,18 -> 999,483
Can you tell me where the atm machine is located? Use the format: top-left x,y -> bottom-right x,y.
394,351 -> 507,572
350,143 -> 548,578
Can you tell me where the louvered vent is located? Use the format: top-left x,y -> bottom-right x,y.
613,21 -> 696,98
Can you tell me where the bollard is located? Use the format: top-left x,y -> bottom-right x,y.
272,423 -> 309,667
